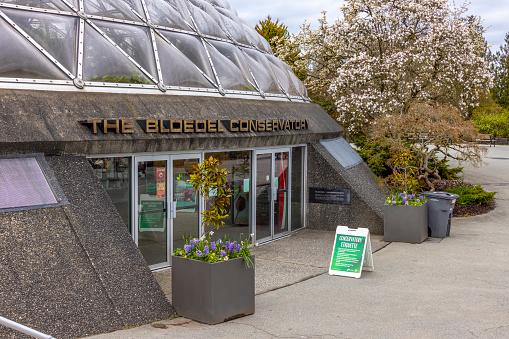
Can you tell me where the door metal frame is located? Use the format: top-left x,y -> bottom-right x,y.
254,147 -> 291,244
133,154 -> 171,270
168,153 -> 203,266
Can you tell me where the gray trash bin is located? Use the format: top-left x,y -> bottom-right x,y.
421,192 -> 459,238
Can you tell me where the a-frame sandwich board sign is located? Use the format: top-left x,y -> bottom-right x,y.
329,226 -> 374,278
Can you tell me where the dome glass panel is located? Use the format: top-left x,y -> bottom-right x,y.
0,0 -> 308,101
206,0 -> 235,13
3,8 -> 77,75
205,42 -> 255,91
156,35 -> 215,88
266,54 -> 300,96
215,7 -> 250,45
242,54 -> 282,94
209,39 -> 256,86
161,0 -> 194,24
185,1 -> 228,39
239,19 -> 271,52
284,63 -> 307,97
146,0 -> 191,31
83,23 -> 153,84
92,20 -> 157,80
159,31 -> 215,81
243,48 -> 285,95
1,0 -> 72,11
84,0 -> 144,22
0,18 -> 68,79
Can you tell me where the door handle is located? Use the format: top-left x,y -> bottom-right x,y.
170,201 -> 177,218
272,187 -> 277,201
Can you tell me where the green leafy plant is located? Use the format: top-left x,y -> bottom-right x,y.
188,156 -> 233,230
471,107 -> 509,138
388,151 -> 421,193
445,185 -> 496,205
174,157 -> 253,267
354,136 -> 393,177
433,159 -> 463,180
88,73 -> 151,84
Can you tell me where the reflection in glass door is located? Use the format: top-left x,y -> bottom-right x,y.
255,153 -> 272,241
171,157 -> 200,254
255,150 -> 289,242
274,152 -> 289,235
136,158 -> 168,268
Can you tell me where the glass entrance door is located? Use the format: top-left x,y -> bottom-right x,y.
170,156 -> 200,255
255,150 -> 290,242
135,157 -> 169,269
134,155 -> 201,269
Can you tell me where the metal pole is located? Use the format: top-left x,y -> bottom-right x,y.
0,316 -> 56,339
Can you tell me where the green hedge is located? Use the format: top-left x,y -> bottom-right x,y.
445,185 -> 496,205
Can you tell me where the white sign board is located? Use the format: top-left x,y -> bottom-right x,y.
329,226 -> 374,278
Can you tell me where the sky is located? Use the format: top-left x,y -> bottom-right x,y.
228,0 -> 508,51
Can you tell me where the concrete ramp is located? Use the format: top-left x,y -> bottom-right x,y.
307,140 -> 385,235
0,156 -> 174,338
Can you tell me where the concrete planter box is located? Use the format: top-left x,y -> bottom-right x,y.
172,255 -> 255,324
384,202 -> 428,243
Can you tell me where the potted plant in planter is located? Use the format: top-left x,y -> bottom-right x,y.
384,192 -> 428,243
384,151 -> 428,243
172,156 -> 255,324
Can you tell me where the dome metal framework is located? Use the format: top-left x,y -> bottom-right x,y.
0,0 -> 309,101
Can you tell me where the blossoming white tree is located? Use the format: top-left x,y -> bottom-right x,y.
327,0 -> 492,134
268,0 -> 493,189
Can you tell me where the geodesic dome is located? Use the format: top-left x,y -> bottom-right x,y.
0,0 -> 308,100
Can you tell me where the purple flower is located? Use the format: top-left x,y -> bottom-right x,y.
225,241 -> 230,248
402,197 -> 407,203
184,245 -> 191,254
392,200 -> 396,205
211,242 -> 216,251
220,250 -> 226,257
405,201 -> 409,205
228,243 -> 234,252
411,193 -> 416,199
204,246 -> 209,255
196,250 -> 203,257
235,244 -> 241,252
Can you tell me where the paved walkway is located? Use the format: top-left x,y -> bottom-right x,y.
86,146 -> 509,339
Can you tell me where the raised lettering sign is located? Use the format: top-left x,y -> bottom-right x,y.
80,119 -> 309,134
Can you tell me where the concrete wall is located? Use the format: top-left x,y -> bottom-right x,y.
0,89 -> 342,156
306,143 -> 385,235
0,156 -> 174,338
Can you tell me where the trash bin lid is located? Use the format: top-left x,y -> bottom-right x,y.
421,191 -> 459,199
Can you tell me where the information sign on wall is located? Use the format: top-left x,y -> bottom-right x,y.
156,167 -> 165,198
156,168 -> 165,180
329,226 -> 373,278
309,188 -> 351,205
157,182 -> 165,199
139,198 -> 165,232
